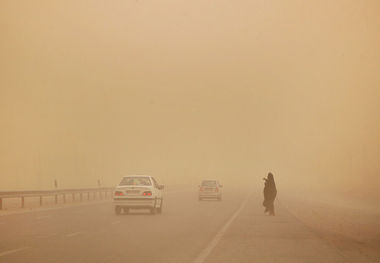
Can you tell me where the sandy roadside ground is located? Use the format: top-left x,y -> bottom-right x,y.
279,189 -> 380,260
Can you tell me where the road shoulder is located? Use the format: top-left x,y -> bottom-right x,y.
204,194 -> 379,263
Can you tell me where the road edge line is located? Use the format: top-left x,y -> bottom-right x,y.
193,194 -> 250,263
0,247 -> 31,257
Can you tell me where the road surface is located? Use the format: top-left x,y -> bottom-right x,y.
0,187 -> 379,263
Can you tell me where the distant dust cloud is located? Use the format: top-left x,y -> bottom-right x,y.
0,0 -> 379,195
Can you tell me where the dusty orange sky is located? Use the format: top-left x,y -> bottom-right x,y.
0,0 -> 379,191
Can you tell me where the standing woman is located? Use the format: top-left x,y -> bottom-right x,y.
263,172 -> 277,216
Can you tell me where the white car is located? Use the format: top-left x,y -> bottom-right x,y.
198,180 -> 223,201
113,175 -> 164,215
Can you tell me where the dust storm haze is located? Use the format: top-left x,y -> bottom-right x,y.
2,1 -> 380,263
1,0 -> 379,193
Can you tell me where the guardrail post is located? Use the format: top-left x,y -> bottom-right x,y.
80,193 -> 83,202
87,192 -> 90,200
55,194 -> 58,204
100,191 -> 102,200
40,196 -> 43,206
72,193 -> 75,202
63,194 -> 66,204
0,198 -> 2,210
21,196 -> 25,208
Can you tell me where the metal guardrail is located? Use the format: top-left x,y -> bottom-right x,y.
0,187 -> 114,210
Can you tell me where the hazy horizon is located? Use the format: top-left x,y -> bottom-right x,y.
1,0 -> 379,192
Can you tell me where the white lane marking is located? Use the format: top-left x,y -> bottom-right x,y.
111,221 -> 121,225
65,231 -> 82,237
193,195 -> 250,263
35,215 -> 51,220
0,247 -> 30,257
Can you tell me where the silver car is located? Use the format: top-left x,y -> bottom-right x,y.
198,180 -> 223,201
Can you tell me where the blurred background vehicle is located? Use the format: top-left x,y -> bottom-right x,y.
198,180 -> 223,201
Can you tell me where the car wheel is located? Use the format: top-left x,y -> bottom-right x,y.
115,206 -> 122,215
157,200 -> 163,214
123,208 -> 129,214
198,197 -> 202,201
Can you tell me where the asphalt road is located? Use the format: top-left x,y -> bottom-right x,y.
0,187 -> 379,263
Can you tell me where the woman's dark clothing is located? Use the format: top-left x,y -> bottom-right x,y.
263,174 -> 277,216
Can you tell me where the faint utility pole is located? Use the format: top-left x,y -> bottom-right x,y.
37,150 -> 42,189
97,179 -> 101,188
54,179 -> 58,189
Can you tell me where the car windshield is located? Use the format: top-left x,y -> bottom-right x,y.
119,177 -> 152,186
201,180 -> 217,187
